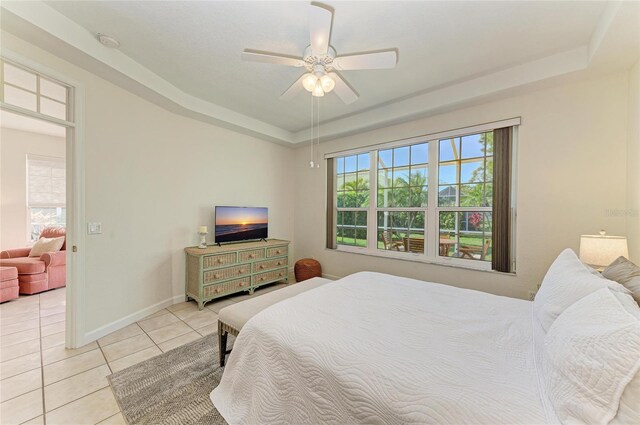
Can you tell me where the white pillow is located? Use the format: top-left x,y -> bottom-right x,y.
534,249 -> 617,332
542,288 -> 640,425
611,370 -> 640,425
29,236 -> 65,257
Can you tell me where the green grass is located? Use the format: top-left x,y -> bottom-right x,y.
337,237 -> 367,247
338,235 -> 491,261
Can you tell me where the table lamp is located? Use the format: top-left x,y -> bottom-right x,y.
198,226 -> 208,249
579,230 -> 628,270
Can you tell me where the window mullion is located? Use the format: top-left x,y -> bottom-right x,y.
368,150 -> 377,250
427,140 -> 438,259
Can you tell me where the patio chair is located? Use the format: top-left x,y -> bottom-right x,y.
459,239 -> 491,260
382,230 -> 404,251
403,237 -> 425,253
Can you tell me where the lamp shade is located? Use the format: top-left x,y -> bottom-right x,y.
579,233 -> 628,268
302,73 -> 318,92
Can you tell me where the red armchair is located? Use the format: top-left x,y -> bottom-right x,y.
0,227 -> 66,294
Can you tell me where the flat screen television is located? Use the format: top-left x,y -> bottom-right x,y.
215,206 -> 268,244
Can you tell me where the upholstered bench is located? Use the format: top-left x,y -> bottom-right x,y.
0,267 -> 19,303
217,277 -> 331,366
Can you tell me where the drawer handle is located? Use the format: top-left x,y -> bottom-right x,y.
217,259 -> 223,264
238,269 -> 245,274
275,250 -> 281,254
214,288 -> 221,293
277,261 -> 283,266
214,274 -> 221,279
259,277 -> 265,281
278,272 -> 284,277
240,282 -> 247,287
259,265 -> 264,269
249,254 -> 255,258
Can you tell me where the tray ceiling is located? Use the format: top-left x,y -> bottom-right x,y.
2,1 -> 639,144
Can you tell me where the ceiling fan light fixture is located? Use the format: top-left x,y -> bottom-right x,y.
312,80 -> 325,97
320,74 -> 335,93
302,73 -> 318,92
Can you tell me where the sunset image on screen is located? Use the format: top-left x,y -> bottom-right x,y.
215,207 -> 268,243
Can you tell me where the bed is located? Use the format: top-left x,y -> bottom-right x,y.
211,250 -> 640,425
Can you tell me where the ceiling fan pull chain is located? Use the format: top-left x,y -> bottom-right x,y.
316,96 -> 320,168
309,92 -> 315,168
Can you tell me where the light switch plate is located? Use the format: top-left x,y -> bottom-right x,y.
87,222 -> 102,234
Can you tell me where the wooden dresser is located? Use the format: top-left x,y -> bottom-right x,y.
184,239 -> 290,309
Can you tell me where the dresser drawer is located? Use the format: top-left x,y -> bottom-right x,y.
203,277 -> 251,298
266,246 -> 288,258
203,264 -> 251,284
238,248 -> 265,263
203,252 -> 237,269
253,268 -> 288,285
253,258 -> 288,273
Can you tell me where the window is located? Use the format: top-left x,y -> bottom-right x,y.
377,143 -> 428,253
1,60 -> 69,121
327,120 -> 517,272
437,132 -> 493,261
336,153 -> 369,247
27,155 -> 66,241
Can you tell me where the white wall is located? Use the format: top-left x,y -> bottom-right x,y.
2,32 -> 295,340
628,60 -> 640,263
0,127 -> 66,249
294,72 -> 630,299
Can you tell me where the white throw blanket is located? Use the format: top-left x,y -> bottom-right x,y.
211,272 -> 549,424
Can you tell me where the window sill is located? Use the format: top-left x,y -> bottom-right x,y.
329,245 -> 516,276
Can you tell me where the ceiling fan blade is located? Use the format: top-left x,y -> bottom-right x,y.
328,72 -> 358,104
333,50 -> 398,70
309,3 -> 333,56
242,49 -> 305,67
280,74 -> 307,101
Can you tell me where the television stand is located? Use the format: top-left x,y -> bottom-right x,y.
184,239 -> 290,310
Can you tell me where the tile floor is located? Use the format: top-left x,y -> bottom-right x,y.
0,282 -> 288,424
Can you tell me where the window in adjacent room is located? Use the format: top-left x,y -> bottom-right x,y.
326,119 -> 517,272
27,155 -> 66,242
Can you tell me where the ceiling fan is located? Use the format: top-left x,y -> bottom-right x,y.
241,2 -> 398,104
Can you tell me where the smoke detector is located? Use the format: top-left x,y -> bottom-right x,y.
97,34 -> 120,49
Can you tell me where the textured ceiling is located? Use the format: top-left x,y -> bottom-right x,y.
43,1 -> 607,132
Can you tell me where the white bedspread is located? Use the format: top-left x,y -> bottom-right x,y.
211,272 -> 549,425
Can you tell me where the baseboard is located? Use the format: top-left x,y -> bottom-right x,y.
321,273 -> 341,280
82,294 -> 184,345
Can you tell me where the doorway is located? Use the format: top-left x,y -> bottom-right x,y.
0,56 -> 84,348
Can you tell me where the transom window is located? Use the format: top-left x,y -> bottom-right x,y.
1,60 -> 69,121
327,121 -> 517,272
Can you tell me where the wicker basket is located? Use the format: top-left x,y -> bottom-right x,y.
294,258 -> 322,282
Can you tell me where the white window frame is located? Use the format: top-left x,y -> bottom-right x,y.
326,118 -> 520,272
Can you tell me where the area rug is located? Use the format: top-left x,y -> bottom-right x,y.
108,334 -> 234,425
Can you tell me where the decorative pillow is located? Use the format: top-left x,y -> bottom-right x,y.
29,236 -> 65,258
603,256 -> 640,304
542,288 -> 640,424
534,249 -> 618,332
